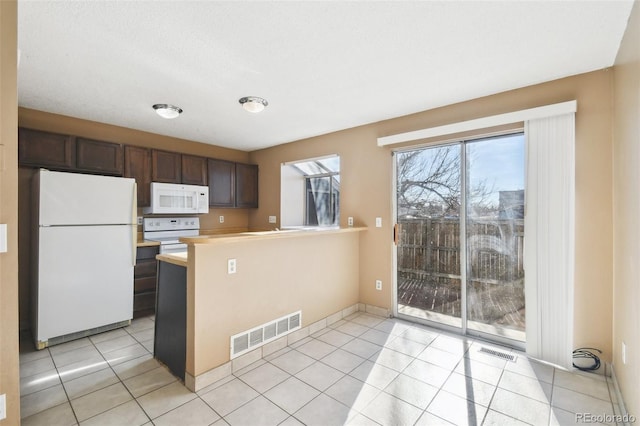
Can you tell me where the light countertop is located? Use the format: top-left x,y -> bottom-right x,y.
179,226 -> 367,245
137,240 -> 161,248
155,227 -> 367,267
156,252 -> 188,267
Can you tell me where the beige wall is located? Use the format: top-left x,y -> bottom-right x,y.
249,69 -> 615,363
0,0 -> 20,423
189,231 -> 361,375
17,109 -> 252,330
613,0 -> 639,417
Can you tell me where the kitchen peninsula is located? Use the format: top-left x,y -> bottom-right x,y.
155,227 -> 366,391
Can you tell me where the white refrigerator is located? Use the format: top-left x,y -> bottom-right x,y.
32,169 -> 137,349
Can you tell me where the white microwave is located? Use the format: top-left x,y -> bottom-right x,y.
143,182 -> 209,214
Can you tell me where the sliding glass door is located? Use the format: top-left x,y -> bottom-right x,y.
396,144 -> 463,329
395,133 -> 525,344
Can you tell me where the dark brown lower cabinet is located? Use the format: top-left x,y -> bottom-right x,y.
134,246 -> 159,318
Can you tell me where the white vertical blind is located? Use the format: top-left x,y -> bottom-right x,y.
524,113 -> 575,368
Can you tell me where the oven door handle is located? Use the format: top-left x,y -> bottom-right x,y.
159,244 -> 188,255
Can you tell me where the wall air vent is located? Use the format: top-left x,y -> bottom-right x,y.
230,311 -> 302,359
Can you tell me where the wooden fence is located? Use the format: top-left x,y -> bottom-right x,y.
397,217 -> 525,327
397,217 -> 524,283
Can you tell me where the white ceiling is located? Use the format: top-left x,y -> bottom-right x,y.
17,1 -> 634,152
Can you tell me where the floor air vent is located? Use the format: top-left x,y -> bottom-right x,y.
478,347 -> 517,362
230,311 -> 302,359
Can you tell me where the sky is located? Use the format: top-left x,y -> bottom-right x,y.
467,132 -> 525,205
397,132 -> 525,211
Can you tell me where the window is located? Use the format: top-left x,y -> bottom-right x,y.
281,155 -> 340,228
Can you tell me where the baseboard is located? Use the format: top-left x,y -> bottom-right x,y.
609,363 -> 634,426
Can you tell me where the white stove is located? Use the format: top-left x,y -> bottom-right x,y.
143,217 -> 200,254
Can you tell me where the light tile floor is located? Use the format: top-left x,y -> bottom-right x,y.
19,312 -> 623,425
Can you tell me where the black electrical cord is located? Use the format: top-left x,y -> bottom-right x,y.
572,347 -> 602,371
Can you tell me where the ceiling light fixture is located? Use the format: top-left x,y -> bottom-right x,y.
239,96 -> 268,113
152,104 -> 183,119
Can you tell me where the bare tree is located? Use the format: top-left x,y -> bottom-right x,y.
397,146 -> 494,218
397,146 -> 460,217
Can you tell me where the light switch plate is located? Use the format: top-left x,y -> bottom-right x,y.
0,224 -> 7,253
375,217 -> 382,228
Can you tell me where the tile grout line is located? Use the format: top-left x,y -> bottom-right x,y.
295,318 -> 413,424
18,353 -> 60,398
38,322 -> 155,424
219,317 -> 380,425
21,344 -> 79,424
107,321 -> 170,424
69,328 -> 147,425
22,314 -> 619,426
478,360 -> 505,426
47,340 -> 82,425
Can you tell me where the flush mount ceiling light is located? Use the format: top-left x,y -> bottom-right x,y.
152,104 -> 183,119
239,96 -> 268,113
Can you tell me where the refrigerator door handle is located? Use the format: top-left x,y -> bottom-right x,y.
132,182 -> 137,266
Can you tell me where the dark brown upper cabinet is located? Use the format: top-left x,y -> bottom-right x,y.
18,128 -> 76,170
235,163 -> 258,208
151,150 -> 182,184
208,159 -> 235,207
124,146 -> 152,207
181,155 -> 208,186
75,138 -> 124,175
18,126 -> 259,209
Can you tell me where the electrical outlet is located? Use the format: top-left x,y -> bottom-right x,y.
0,393 -> 6,421
269,216 -> 277,224
228,258 -> 237,274
219,215 -> 225,224
375,280 -> 382,291
375,217 -> 382,228
137,216 -> 143,226
622,341 -> 626,364
348,217 -> 354,227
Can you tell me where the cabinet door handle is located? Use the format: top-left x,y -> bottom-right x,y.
132,182 -> 137,266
